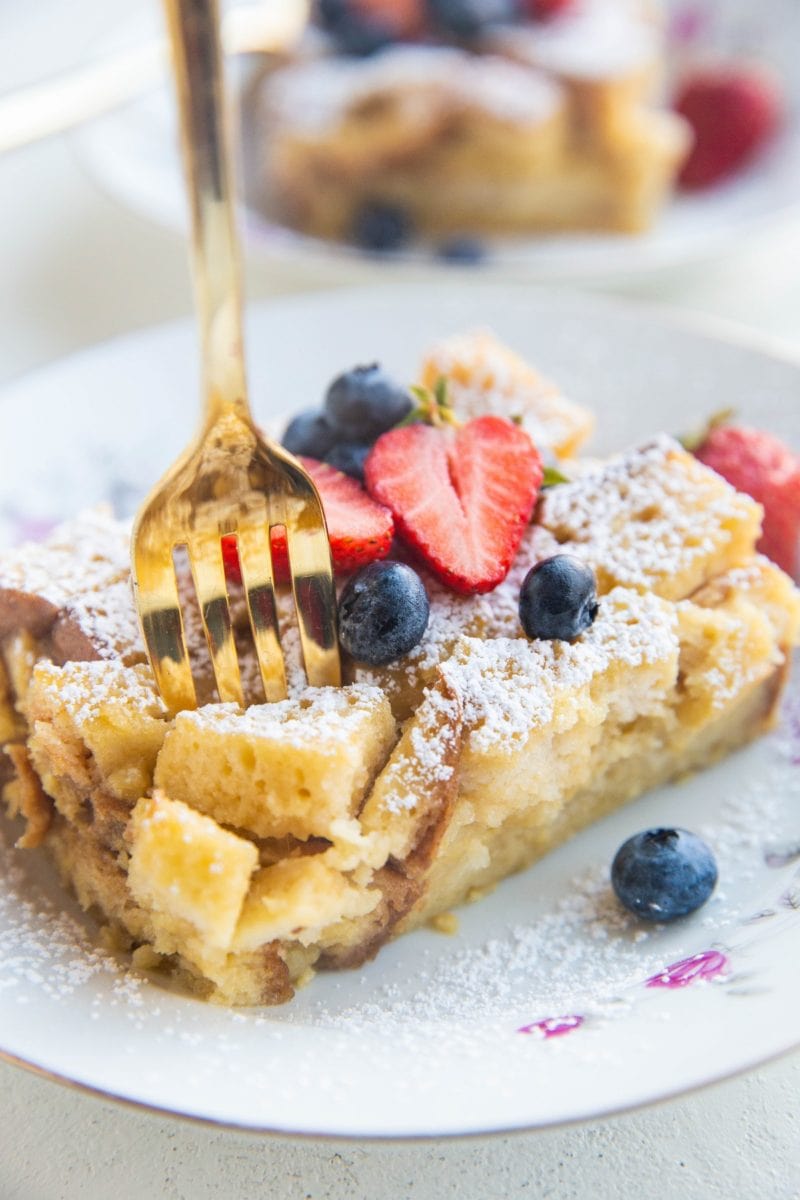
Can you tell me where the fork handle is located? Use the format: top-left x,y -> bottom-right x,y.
163,0 -> 251,426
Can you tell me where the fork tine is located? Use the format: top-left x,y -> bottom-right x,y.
237,522 -> 287,702
188,534 -> 244,707
132,544 -> 197,714
284,508 -> 341,690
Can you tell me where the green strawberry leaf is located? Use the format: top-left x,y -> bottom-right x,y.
541,465 -> 571,488
397,378 -> 460,429
680,408 -> 737,453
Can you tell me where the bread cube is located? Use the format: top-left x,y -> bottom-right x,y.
28,660 -> 169,802
154,685 -> 396,840
234,855 -> 379,951
419,329 -> 594,459
359,673 -> 463,865
128,791 -> 258,950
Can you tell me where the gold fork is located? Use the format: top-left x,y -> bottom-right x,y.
131,0 -> 340,715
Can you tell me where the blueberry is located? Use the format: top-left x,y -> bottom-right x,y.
325,442 -> 372,481
338,561 -> 430,665
316,0 -> 394,55
325,364 -> 413,441
519,554 -> 599,642
282,409 -> 338,459
436,236 -> 488,264
611,828 -> 718,922
351,202 -> 413,252
425,0 -> 518,38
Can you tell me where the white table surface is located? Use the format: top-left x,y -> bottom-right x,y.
2,4 -> 800,1198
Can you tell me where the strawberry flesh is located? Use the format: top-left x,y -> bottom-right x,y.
675,65 -> 782,190
221,457 -> 393,585
695,424 -> 800,576
364,415 -> 543,594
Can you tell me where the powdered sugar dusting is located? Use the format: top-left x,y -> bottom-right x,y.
352,523 -> 561,709
0,507 -> 141,660
0,507 -> 128,599
422,330 -> 591,457
540,435 -> 761,598
369,679 -> 460,818
265,45 -> 563,137
310,866 -> 660,1030
0,821 -> 135,1004
407,687 -> 459,782
447,587 -> 677,753
33,659 -> 167,728
61,577 -> 144,664
176,684 -> 388,747
490,0 -> 660,81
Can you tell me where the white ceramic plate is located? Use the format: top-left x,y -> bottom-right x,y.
2,285 -> 800,1139
72,0 -> 800,284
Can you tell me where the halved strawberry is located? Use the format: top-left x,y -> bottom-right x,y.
364,415 -> 543,594
675,64 -> 783,190
694,424 -> 800,577
222,458 -> 394,585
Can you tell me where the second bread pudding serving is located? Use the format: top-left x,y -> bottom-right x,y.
1,330 -> 798,1005
260,0 -> 691,242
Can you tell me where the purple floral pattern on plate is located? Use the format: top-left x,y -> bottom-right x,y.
519,951 -> 731,1039
0,506 -> 59,547
668,3 -> 714,48
646,950 -> 728,990
518,1015 -> 584,1040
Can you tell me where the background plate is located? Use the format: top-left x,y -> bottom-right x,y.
72,0 -> 800,283
1,284 -> 800,1138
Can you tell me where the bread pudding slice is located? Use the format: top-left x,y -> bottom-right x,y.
2,417 -> 798,1005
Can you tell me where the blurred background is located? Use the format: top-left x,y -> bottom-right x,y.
2,0 -> 800,391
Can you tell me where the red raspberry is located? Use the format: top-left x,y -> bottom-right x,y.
522,0 -> 574,18
675,64 -> 783,190
695,425 -> 800,576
